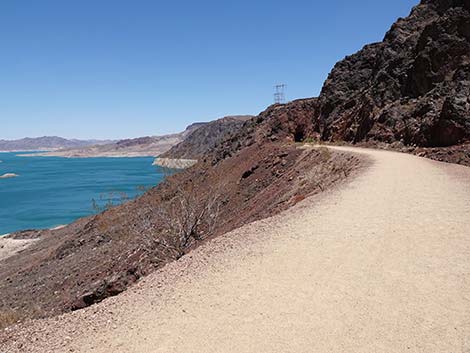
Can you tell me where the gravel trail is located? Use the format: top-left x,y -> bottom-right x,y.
2,147 -> 470,353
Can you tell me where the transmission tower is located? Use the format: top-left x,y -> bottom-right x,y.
274,84 -> 286,104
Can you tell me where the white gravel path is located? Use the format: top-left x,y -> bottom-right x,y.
2,147 -> 470,353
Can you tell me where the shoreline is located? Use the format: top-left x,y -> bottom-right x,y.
0,238 -> 37,262
19,153 -> 158,158
152,157 -> 197,169
0,225 -> 66,261
1,224 -> 66,239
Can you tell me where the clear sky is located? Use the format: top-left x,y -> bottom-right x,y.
1,0 -> 419,140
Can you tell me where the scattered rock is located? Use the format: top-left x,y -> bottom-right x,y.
241,164 -> 259,179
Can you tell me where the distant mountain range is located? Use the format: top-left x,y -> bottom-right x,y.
19,124 -> 203,158
15,117 -> 252,158
0,136 -> 114,152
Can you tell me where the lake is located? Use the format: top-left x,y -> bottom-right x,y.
0,152 -> 163,235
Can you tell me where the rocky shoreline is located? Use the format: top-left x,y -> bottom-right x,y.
152,158 -> 197,169
0,238 -> 37,262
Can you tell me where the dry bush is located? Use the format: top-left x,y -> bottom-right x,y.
297,147 -> 352,193
299,147 -> 332,191
317,146 -> 332,161
124,168 -> 226,262
155,180 -> 225,258
0,310 -> 21,330
92,191 -> 130,213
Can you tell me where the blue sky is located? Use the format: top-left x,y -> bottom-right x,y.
1,0 -> 419,140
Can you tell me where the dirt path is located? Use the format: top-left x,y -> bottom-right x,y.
2,147 -> 470,353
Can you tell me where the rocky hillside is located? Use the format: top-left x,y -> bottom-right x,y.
0,136 -> 112,152
314,0 -> 470,150
160,116 -> 253,160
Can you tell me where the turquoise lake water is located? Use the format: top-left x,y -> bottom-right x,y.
0,152 -> 163,235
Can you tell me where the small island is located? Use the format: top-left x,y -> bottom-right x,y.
0,173 -> 19,179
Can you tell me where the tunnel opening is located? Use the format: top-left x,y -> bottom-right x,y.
294,128 -> 305,142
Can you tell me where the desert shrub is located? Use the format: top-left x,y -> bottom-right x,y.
317,146 -> 332,161
0,310 -> 21,330
155,180 -> 225,258
303,137 -> 316,143
136,185 -> 150,194
91,185 -> 153,214
91,191 -> 129,213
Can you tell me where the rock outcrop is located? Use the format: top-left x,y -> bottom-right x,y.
160,115 -> 253,160
315,0 -> 470,148
208,99 -> 318,164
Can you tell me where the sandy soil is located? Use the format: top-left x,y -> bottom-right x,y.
0,238 -> 36,262
2,147 -> 470,353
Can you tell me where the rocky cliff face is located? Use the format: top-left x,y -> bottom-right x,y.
160,115 -> 253,160
315,0 -> 470,147
209,99 -> 318,164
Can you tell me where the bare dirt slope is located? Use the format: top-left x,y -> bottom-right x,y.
2,146 -> 470,353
